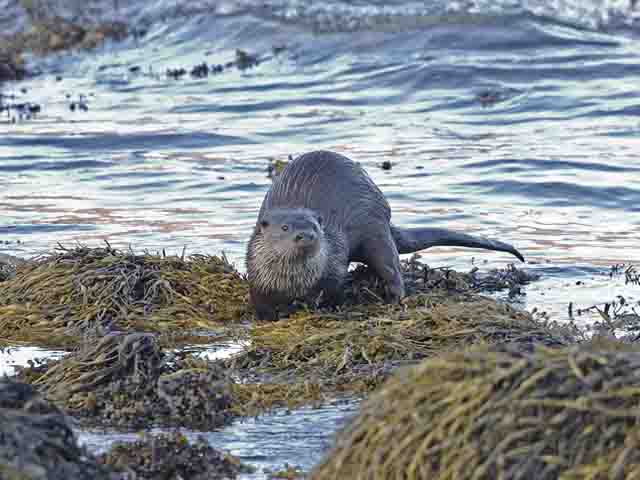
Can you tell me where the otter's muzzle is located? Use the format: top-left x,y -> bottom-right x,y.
294,231 -> 317,243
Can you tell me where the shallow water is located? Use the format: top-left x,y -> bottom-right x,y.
1,0 -> 640,474
78,400 -> 360,480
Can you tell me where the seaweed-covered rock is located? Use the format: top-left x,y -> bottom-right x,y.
0,378 -> 116,480
156,361 -> 234,426
312,340 -> 640,480
228,292 -> 573,415
97,432 -> 255,479
22,333 -> 235,429
0,10 -> 128,79
344,255 -> 537,305
468,262 -> 539,295
0,246 -> 250,346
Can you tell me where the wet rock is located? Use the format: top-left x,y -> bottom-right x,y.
235,49 -> 259,70
97,432 -> 255,479
3,101 -> 42,121
156,360 -> 234,428
70,101 -> 88,112
0,16 -> 128,83
190,62 -> 209,78
0,378 -> 116,480
476,90 -> 502,107
166,67 -> 186,80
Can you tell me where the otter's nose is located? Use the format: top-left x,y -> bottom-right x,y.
295,232 -> 316,242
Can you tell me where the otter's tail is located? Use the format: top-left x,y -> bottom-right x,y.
390,225 -> 524,262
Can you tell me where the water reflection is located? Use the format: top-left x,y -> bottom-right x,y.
77,400 -> 360,480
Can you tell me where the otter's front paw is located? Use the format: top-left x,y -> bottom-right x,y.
251,290 -> 279,321
255,305 -> 278,321
385,276 -> 405,304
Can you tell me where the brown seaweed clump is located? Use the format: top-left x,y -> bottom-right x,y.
343,255 -> 535,305
229,292 -> 573,415
0,245 -> 250,347
265,464 -> 306,479
267,158 -> 290,178
227,256 -> 561,416
1,0 -> 130,81
20,333 -> 235,429
468,262 -> 540,295
312,340 -> 640,480
97,432 -> 255,480
0,378 -> 116,480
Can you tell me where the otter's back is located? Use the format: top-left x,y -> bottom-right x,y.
259,151 -> 391,249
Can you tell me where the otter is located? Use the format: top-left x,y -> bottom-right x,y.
246,150 -> 524,321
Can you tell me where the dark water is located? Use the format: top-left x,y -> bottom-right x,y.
1,0 -> 640,476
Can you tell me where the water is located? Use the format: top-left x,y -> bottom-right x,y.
78,400 -> 360,479
1,0 -> 640,475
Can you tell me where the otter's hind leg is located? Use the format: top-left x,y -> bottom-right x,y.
360,230 -> 405,303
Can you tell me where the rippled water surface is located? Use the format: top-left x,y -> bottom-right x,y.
1,0 -> 640,475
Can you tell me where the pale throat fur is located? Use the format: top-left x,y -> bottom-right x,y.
248,221 -> 329,298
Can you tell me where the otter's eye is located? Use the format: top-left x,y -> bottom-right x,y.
281,225 -> 289,231
317,215 -> 323,225
260,220 -> 269,228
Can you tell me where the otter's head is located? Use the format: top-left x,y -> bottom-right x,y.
256,209 -> 324,259
248,208 -> 328,298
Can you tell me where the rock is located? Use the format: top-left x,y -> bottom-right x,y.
0,378 -> 116,480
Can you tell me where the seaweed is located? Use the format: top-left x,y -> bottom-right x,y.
0,245 -> 250,347
98,432 -> 255,479
312,339 -> 640,480
6,245 -> 564,420
227,293 -> 573,415
19,333 -> 235,429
